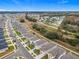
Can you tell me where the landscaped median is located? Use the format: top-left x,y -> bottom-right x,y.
8,45 -> 15,52
21,37 -> 29,43
13,26 -> 21,36
20,37 -> 41,57
28,43 -> 35,49
26,43 -> 40,56
13,26 -> 41,57
41,54 -> 48,59
34,49 -> 40,55
14,56 -> 26,59
0,23 -> 16,58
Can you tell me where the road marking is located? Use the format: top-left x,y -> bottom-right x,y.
35,45 -> 57,59
58,51 -> 66,59
33,39 -> 40,43
38,42 -> 48,48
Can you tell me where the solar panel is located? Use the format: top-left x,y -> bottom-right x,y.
0,27 -> 8,50
0,45 -> 8,50
0,40 -> 6,43
0,35 -> 4,39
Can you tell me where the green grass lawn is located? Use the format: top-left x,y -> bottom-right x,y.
8,46 -> 14,52
3,32 -> 7,35
34,49 -> 40,55
26,46 -> 30,50
4,35 -> 8,38
74,32 -> 79,36
5,38 -> 10,40
28,44 -> 35,49
21,38 -> 28,42
14,57 -> 25,59
41,54 -> 48,59
19,39 -> 22,42
15,30 -> 21,36
14,58 -> 17,59
7,41 -> 12,44
13,26 -> 21,36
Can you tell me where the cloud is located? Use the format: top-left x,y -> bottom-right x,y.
58,0 -> 69,4
0,9 -> 5,11
0,9 -> 12,11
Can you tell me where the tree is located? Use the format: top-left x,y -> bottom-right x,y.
40,27 -> 47,34
67,39 -> 79,46
25,15 -> 37,22
75,35 -> 79,39
20,19 -> 25,23
32,24 -> 38,29
45,32 -> 60,40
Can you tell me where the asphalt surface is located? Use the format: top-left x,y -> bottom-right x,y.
1,14 -> 79,59
4,16 -> 34,59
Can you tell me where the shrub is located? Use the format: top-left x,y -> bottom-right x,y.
34,49 -> 40,55
26,16 -> 37,22
32,24 -> 60,40
41,54 -> 48,59
45,32 -> 60,40
20,19 -> 25,23
28,44 -> 35,49
67,39 -> 79,46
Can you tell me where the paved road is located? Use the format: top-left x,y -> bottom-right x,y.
3,14 -> 79,59
10,16 -> 67,59
4,17 -> 34,59
5,38 -> 34,59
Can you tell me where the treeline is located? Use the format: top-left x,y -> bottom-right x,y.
25,15 -> 37,22
61,19 -> 79,33
32,23 -> 79,47
62,38 -> 79,46
32,23 -> 61,40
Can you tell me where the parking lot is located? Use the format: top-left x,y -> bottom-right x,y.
11,18 -> 79,59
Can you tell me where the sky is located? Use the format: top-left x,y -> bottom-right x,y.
0,0 -> 79,11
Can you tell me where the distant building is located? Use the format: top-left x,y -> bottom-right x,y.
66,15 -> 79,24
27,13 -> 40,20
